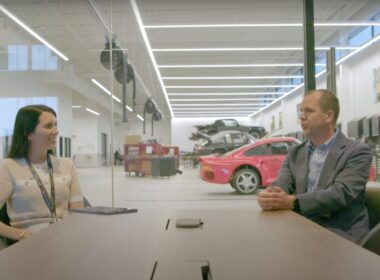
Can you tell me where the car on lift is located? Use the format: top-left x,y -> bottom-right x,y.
199,137 -> 300,194
194,130 -> 256,156
195,119 -> 266,138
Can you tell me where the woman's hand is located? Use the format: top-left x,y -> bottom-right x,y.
19,230 -> 33,241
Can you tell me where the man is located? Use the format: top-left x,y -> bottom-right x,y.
257,89 -> 372,242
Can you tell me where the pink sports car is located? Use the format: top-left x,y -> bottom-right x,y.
199,137 -> 300,194
200,137 -> 376,195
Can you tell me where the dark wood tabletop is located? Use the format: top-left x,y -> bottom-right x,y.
0,208 -> 379,280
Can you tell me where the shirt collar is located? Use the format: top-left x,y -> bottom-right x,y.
308,130 -> 338,152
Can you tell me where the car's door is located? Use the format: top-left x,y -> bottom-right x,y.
230,132 -> 246,149
267,141 -> 291,184
243,144 -> 272,184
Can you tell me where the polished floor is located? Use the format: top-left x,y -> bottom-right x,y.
78,165 -> 259,210
78,165 -> 380,210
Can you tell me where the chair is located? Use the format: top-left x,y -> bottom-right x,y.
365,186 -> 380,229
0,204 -> 14,250
357,186 -> 380,256
358,223 -> 380,256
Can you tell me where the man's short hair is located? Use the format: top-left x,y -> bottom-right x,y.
306,89 -> 340,125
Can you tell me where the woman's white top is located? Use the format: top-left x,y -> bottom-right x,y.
0,156 -> 83,233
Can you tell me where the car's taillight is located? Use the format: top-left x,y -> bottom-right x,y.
202,165 -> 213,172
202,165 -> 215,180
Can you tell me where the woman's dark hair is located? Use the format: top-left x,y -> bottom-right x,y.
8,104 -> 57,159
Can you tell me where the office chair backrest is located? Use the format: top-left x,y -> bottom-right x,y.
365,186 -> 380,229
358,223 -> 380,256
0,204 -> 12,250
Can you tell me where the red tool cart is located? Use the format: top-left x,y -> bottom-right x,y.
160,146 -> 180,168
124,144 -> 140,175
124,143 -> 161,176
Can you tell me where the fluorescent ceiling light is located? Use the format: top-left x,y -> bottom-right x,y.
170,98 -> 276,101
145,23 -> 302,28
159,63 -> 325,68
126,105 -> 133,112
166,85 -> 298,89
172,103 -> 267,107
137,114 -> 144,121
173,108 -> 254,113
153,47 -> 357,52
163,76 -> 304,80
72,105 -> 81,108
145,22 -> 380,29
86,108 -> 100,116
174,113 -> 252,117
173,108 -> 256,111
91,79 -> 121,103
336,34 -> 380,65
168,92 -> 284,96
316,22 -> 380,27
131,0 -> 173,118
250,34 -> 380,118
0,4 -> 69,61
172,106 -> 263,109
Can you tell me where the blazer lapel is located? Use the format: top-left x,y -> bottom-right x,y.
296,144 -> 309,194
317,132 -> 347,188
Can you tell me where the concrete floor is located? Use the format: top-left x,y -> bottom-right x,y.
77,165 -> 380,210
77,166 -> 259,210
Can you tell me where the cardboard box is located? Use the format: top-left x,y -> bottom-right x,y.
140,160 -> 152,175
124,134 -> 141,145
127,163 -> 138,172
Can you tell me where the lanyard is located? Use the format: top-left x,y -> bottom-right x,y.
25,154 -> 57,223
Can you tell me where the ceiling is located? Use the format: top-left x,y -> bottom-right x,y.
0,0 -> 379,120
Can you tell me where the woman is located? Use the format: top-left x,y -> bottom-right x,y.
0,105 -> 83,242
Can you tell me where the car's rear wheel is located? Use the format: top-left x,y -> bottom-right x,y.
231,168 -> 260,195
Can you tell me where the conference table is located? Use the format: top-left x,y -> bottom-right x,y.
0,206 -> 379,280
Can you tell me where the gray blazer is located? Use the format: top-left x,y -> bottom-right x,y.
273,131 -> 372,241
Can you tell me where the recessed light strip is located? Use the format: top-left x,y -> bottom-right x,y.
249,34 -> 380,118
336,34 -> 380,65
86,108 -> 100,116
0,4 -> 69,61
130,0 -> 173,118
170,98 -> 276,101
172,103 -> 267,107
153,47 -> 357,52
174,110 -> 255,114
145,22 -> 380,29
173,106 -> 262,112
172,106 -> 263,109
72,105 -> 81,108
167,92 -> 285,96
137,114 -> 144,121
126,105 -> 133,112
158,63 -> 325,68
91,79 -> 121,103
163,76 -> 304,80
166,85 -> 299,89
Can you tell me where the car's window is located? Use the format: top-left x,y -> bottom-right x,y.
223,120 -> 238,127
244,144 -> 269,156
230,133 -> 245,144
213,135 -> 227,144
270,142 -> 288,155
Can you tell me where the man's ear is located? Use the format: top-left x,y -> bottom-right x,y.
325,110 -> 334,123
